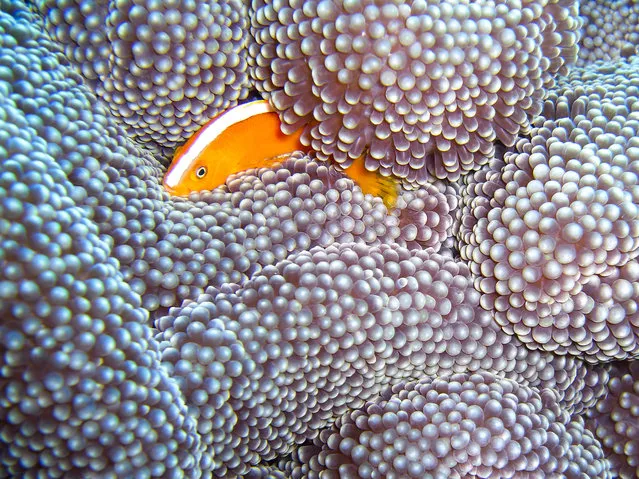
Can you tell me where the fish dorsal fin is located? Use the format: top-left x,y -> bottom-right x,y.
192,100 -> 274,156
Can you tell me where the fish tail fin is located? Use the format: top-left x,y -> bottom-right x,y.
376,174 -> 400,210
345,155 -> 400,210
367,171 -> 400,210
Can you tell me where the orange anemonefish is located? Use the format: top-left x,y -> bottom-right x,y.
163,100 -> 399,208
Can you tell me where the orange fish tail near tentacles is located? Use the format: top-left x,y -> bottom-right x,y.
343,155 -> 399,210
163,100 -> 399,209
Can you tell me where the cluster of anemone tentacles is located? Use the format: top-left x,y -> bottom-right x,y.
577,0 -> 639,64
0,0 -> 638,478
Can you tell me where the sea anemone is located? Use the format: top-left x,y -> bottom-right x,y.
0,5 -> 202,476
290,372 -> 611,478
578,0 -> 639,64
391,181 -> 458,251
459,56 -> 639,362
31,0 -> 252,149
0,0 -> 637,477
154,242 -> 533,475
587,361 -> 639,478
249,0 -> 581,182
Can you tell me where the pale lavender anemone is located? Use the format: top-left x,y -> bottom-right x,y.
0,5 -> 202,476
0,0 -> 637,477
391,181 -> 458,252
459,57 -> 639,362
100,153 -> 405,315
578,0 -> 639,65
289,372 -> 611,478
31,0 -> 251,149
155,243 -> 517,475
587,361 -> 639,479
249,0 -> 581,183
155,241 -> 609,476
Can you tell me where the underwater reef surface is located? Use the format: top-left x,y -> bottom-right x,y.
0,0 -> 638,478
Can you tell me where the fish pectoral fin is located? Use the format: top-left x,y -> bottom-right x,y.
239,153 -> 288,172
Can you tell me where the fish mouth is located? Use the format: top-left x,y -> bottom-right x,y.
162,168 -> 188,196
162,180 -> 185,197
163,159 -> 189,196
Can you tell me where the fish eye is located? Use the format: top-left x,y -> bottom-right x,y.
195,166 -> 207,179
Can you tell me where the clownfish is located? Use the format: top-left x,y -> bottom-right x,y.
163,100 -> 399,208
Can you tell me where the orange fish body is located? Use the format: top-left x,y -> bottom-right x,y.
163,100 -> 398,208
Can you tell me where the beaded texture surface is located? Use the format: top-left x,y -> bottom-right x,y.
460,57 -> 639,362
0,0 -> 636,478
250,0 -> 581,183
31,0 -> 252,149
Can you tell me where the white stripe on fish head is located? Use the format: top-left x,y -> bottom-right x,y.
164,100 -> 274,188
